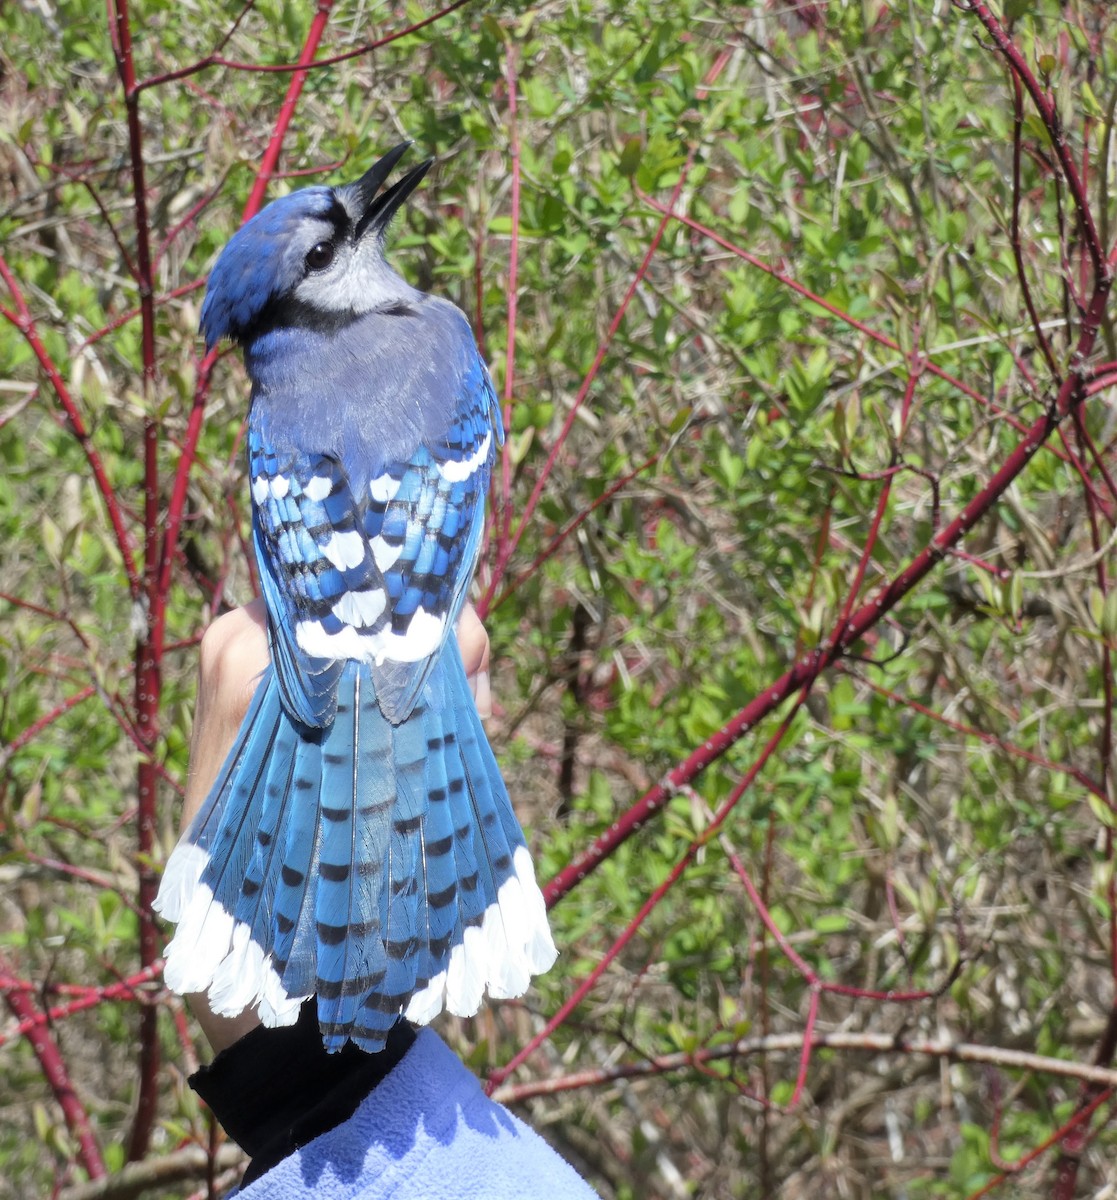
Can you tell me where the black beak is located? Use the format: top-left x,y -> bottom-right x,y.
350,142 -> 411,213
353,150 -> 433,242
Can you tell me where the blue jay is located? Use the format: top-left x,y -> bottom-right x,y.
155,144 -> 556,1053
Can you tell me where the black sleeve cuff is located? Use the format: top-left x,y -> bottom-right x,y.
189,1000 -> 416,1187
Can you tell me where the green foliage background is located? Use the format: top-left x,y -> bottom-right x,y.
3,1 -> 1117,1196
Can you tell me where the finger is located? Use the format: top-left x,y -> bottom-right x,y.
456,602 -> 490,676
456,603 -> 492,718
181,601 -> 270,831
180,601 -> 271,1051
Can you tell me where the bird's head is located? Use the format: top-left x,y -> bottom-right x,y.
199,143 -> 431,349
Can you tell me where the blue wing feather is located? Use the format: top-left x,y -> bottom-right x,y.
249,353 -> 498,725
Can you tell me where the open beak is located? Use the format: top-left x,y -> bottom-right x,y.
352,146 -> 433,242
350,142 -> 410,211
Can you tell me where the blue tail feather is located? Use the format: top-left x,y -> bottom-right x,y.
317,667 -> 392,1046
450,657 -> 517,896
384,714 -> 427,984
347,708 -> 426,1046
440,701 -> 491,934
314,673 -> 360,1003
448,654 -> 525,852
199,681 -> 284,914
158,638 -> 555,1053
414,713 -> 461,987
234,706 -> 301,943
270,733 -> 322,996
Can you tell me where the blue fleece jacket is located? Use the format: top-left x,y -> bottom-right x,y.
231,1029 -> 599,1199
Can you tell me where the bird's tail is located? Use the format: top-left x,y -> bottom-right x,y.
154,643 -> 556,1052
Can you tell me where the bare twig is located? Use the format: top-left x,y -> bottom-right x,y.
494,1030 -> 1117,1105
58,1145 -> 244,1200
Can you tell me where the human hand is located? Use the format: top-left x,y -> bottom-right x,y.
175,596 -> 492,1054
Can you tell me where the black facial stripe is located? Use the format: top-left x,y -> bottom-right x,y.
322,196 -> 351,238
243,296 -> 361,341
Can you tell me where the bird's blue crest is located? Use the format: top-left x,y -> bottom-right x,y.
200,189 -> 337,350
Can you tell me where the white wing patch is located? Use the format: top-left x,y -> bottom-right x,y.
296,619 -> 370,661
438,431 -> 492,483
371,535 -> 403,572
321,529 -> 366,570
369,473 -> 399,504
304,475 -> 333,502
332,589 -> 386,628
252,473 -> 294,504
294,607 -> 446,666
372,608 -> 445,665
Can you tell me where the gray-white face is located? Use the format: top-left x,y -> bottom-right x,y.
287,201 -> 410,316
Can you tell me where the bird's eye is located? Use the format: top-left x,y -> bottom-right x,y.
305,241 -> 335,271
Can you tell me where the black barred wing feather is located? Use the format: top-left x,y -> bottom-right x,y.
248,383 -> 497,726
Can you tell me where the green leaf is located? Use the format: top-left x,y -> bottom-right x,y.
618,135 -> 642,179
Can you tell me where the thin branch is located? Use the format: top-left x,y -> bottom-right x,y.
58,1145 -> 244,1200
487,177 -> 688,597
77,281 -> 206,350
133,0 -> 475,94
1,686 -> 96,760
0,964 -> 164,1049
486,450 -> 661,614
483,47 -> 734,603
0,257 -> 140,596
852,673 -> 1104,800
493,1032 -> 1117,1105
638,192 -> 1071,459
494,698 -> 805,1091
961,0 -> 1106,279
108,0 -> 162,1157
1009,73 -> 1059,377
3,969 -> 106,1180
495,40 -> 521,558
239,0 -> 338,221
